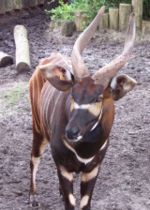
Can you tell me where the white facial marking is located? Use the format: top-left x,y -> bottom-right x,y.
73,102 -> 103,117
80,195 -> 89,209
69,194 -> 76,206
63,140 -> 95,164
90,121 -> 99,131
32,157 -> 40,191
74,102 -> 91,110
100,139 -> 108,151
60,166 -> 73,182
81,166 -> 99,182
90,107 -> 103,131
77,135 -> 83,141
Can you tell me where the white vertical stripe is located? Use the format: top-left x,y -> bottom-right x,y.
69,194 -> 76,206
32,157 -> 40,191
80,195 -> 89,209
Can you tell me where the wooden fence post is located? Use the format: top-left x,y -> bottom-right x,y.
0,0 -> 6,14
109,8 -> 119,30
22,0 -> 30,9
38,0 -> 45,5
13,0 -> 23,10
75,11 -> 88,32
29,0 -> 39,7
5,0 -> 14,12
119,4 -> 131,31
99,13 -> 109,31
132,0 -> 143,30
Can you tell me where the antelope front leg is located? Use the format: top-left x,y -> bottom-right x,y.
57,166 -> 75,210
80,165 -> 99,210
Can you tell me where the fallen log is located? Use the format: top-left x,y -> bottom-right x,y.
14,25 -> 31,72
0,52 -> 13,67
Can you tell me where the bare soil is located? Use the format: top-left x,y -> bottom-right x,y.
0,8 -> 150,210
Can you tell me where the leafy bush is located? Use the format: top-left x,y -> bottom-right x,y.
46,0 -> 75,21
143,0 -> 150,19
47,0 -> 150,22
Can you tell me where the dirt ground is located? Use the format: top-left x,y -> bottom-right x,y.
0,8 -> 150,210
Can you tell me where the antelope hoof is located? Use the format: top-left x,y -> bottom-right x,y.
30,194 -> 40,208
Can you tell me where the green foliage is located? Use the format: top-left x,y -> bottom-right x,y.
105,0 -> 131,8
47,0 -> 150,22
74,0 -> 105,21
143,0 -> 150,19
46,0 -> 75,21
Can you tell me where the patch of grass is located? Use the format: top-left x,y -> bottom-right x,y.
0,82 -> 28,107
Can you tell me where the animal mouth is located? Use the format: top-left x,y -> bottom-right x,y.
65,134 -> 83,143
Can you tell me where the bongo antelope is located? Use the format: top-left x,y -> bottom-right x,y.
29,6 -> 136,210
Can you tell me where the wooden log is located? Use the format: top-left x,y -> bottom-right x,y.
0,0 -> 6,14
5,0 -> 14,12
13,0 -> 23,10
0,52 -> 13,67
109,8 -> 119,30
132,0 -> 143,30
99,13 -> 109,31
14,25 -> 31,72
119,4 -> 131,31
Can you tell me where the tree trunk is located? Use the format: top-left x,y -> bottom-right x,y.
14,25 -> 31,73
0,52 -> 13,67
109,8 -> 119,30
119,4 -> 131,31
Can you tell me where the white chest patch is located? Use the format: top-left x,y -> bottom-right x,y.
63,140 -> 95,165
63,138 -> 108,165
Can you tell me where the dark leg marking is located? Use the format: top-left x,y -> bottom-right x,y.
57,166 -> 75,210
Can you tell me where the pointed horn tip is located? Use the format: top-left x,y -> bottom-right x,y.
98,6 -> 105,15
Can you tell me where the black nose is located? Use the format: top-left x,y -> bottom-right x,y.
66,127 -> 79,139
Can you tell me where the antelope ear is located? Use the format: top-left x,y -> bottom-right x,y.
38,54 -> 75,91
110,74 -> 137,100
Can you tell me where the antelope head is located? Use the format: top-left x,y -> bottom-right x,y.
39,6 -> 137,142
